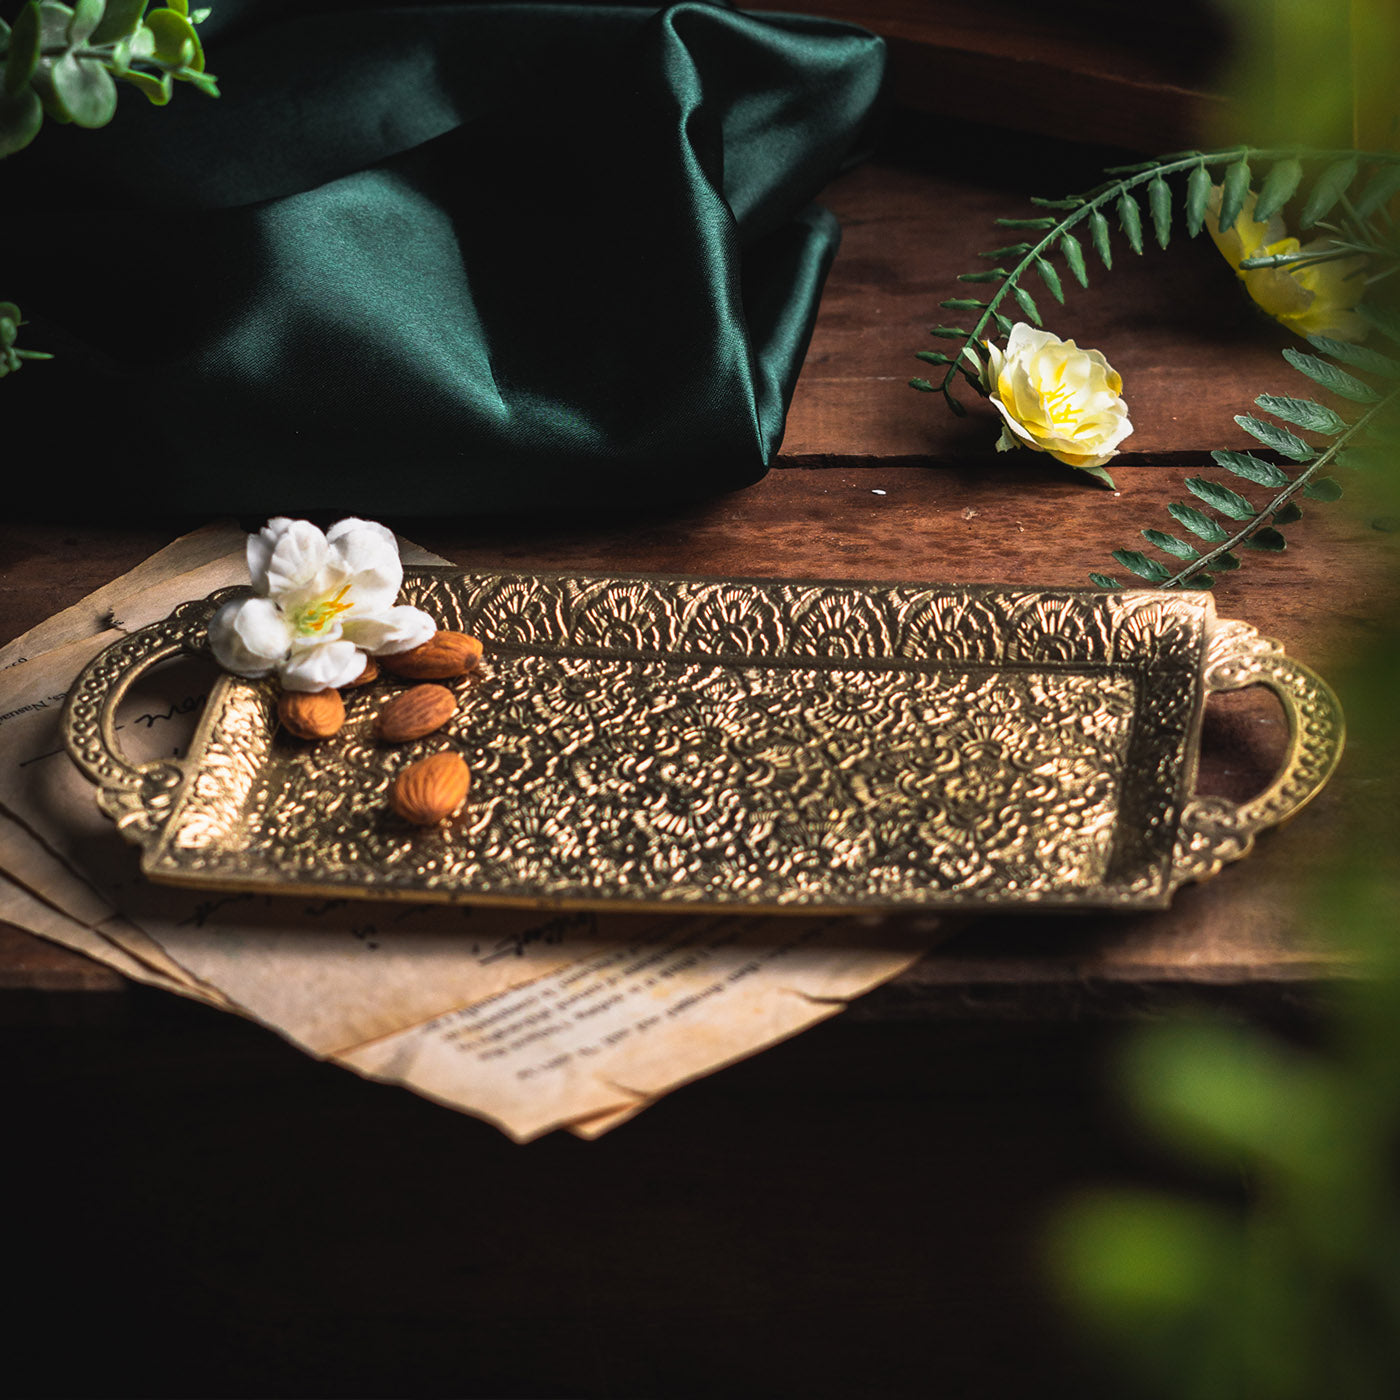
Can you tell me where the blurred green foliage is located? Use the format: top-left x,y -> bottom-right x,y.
1047,4 -> 1400,1395
1,1 -> 218,370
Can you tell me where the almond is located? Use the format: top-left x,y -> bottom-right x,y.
342,655 -> 379,688
277,688 -> 345,740
374,684 -> 457,743
390,752 -> 471,825
379,630 -> 483,680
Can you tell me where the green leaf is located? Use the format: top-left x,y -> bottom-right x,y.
995,217 -> 1057,230
1281,347 -> 1382,404
1060,233 -> 1088,288
144,7 -> 202,69
1212,449 -> 1290,487
1218,157 -> 1252,233
1142,529 -> 1198,561
1088,573 -> 1122,589
37,1 -> 74,48
1215,552 -> 1242,571
1035,256 -> 1063,304
1030,195 -> 1084,209
1234,413 -> 1316,459
190,7 -> 211,22
941,299 -> 985,312
909,377 -> 935,393
1186,476 -> 1256,520
167,0 -> 187,13
1352,161 -> 1400,221
929,326 -> 970,340
958,270 -> 1008,283
48,51 -> 117,127
1304,477 -> 1343,501
1181,574 -> 1216,589
1300,156 -> 1359,228
1273,501 -> 1304,525
1253,158 -> 1303,223
914,350 -> 953,365
980,243 -> 1032,259
1358,302 -> 1400,347
1253,394 -> 1346,436
1240,526 -> 1287,551
1076,464 -> 1116,489
1088,209 -> 1112,269
4,2 -> 40,98
0,78 -> 43,154
68,0 -> 105,45
1185,162 -> 1211,236
1147,176 -> 1171,249
1307,334 -> 1400,378
1116,193 -> 1143,254
1167,503 -> 1229,542
1112,549 -> 1172,583
1012,283 -> 1042,326
90,0 -> 147,44
118,65 -> 171,103
992,311 -> 1013,336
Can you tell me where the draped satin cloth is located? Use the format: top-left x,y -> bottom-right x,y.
6,2 -> 885,513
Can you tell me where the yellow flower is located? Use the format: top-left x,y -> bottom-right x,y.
1206,187 -> 1368,342
979,323 -> 1132,480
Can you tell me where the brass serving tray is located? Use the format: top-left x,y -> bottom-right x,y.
63,569 -> 1344,913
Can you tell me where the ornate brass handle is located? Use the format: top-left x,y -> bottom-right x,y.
62,593 -> 231,847
1172,620 -> 1346,886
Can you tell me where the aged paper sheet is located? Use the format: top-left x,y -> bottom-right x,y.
342,914 -> 932,1140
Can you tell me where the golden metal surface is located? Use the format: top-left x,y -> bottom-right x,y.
63,569 -> 1345,913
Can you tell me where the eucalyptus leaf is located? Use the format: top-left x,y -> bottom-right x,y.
4,2 -> 40,99
119,65 -> 171,103
90,0 -> 147,45
1234,414 -> 1316,459
49,50 -> 116,127
1035,255 -> 1063,304
1253,394 -> 1345,436
1253,158 -> 1302,223
0,78 -> 42,155
1300,156 -> 1358,228
1307,334 -> 1400,378
1352,161 -> 1400,221
1167,503 -> 1229,542
1112,549 -> 1171,583
1281,348 -> 1382,404
144,7 -> 201,68
1304,477 -> 1343,501
1219,157 -> 1252,233
38,2 -> 75,49
1186,476 -> 1256,520
1116,193 -> 1143,254
1212,449 -> 1290,487
1147,176 -> 1171,249
1060,232 -> 1088,288
1142,529 -> 1197,561
68,0 -> 105,45
1185,162 -> 1211,236
1240,527 -> 1287,552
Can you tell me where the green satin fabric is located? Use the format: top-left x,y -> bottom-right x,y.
7,2 -> 884,514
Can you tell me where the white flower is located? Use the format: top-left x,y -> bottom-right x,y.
208,518 -> 436,691
980,323 -> 1133,481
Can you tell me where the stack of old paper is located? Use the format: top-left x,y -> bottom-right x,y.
0,524 -> 934,1139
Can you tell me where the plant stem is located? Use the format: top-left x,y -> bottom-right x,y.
1163,386 -> 1400,587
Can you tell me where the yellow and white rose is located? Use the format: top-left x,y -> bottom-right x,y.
978,323 -> 1133,483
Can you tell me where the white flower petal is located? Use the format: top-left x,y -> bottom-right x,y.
280,640 -> 365,691
264,520 -> 338,611
327,520 -> 403,615
342,605 -> 437,655
208,596 -> 293,677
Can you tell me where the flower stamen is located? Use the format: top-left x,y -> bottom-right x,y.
298,585 -> 354,634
